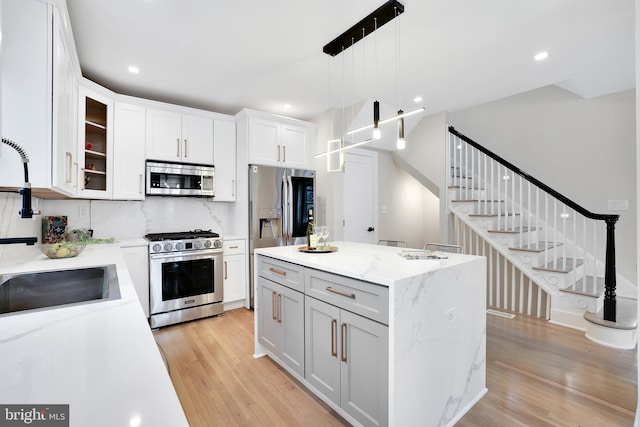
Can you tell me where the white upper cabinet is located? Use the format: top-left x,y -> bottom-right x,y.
1,0 -> 61,192
146,108 -> 214,165
237,109 -> 316,169
51,8 -> 78,196
213,119 -> 236,201
113,102 -> 146,200
77,86 -> 114,199
1,0 -> 83,197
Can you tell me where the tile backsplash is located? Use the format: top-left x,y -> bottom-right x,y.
0,194 -> 235,242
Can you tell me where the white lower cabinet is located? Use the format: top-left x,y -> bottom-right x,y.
257,276 -> 305,378
305,296 -> 388,427
223,239 -> 246,309
121,244 -> 150,318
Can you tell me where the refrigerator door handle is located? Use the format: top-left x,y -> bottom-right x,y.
282,174 -> 288,245
286,176 -> 294,244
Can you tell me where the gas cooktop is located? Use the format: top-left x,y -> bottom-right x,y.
144,229 -> 220,241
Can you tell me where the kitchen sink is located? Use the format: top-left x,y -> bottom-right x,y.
0,264 -> 120,316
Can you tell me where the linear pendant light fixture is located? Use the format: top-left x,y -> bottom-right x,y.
315,0 -> 424,159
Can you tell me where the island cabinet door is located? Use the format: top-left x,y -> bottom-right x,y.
257,277 -> 305,377
257,277 -> 281,354
305,296 -> 341,404
279,284 -> 305,377
340,310 -> 389,427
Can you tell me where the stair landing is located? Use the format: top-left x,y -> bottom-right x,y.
584,297 -> 638,350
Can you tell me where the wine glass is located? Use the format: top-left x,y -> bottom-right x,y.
315,226 -> 326,249
319,226 -> 329,249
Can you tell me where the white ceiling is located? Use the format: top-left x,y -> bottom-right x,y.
65,0 -> 635,123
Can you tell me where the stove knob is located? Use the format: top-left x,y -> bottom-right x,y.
175,242 -> 184,251
152,243 -> 162,253
164,243 -> 173,252
203,240 -> 212,249
194,240 -> 202,249
213,239 -> 222,249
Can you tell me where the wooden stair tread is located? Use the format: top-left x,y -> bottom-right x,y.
470,213 -> 521,218
451,199 -> 504,203
509,241 -> 562,252
561,276 -> 605,297
488,226 -> 536,234
533,258 -> 584,273
448,185 -> 484,190
584,297 -> 637,330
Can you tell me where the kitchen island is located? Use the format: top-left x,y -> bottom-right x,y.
0,243 -> 188,427
254,241 -> 487,427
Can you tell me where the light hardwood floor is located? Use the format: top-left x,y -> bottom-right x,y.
154,308 -> 637,426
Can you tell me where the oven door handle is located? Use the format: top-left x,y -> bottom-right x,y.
148,249 -> 223,261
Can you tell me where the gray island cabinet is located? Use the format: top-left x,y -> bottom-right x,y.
254,242 -> 487,427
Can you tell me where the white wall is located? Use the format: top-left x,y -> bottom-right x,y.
449,85 -> 636,283
395,112 -> 449,242
377,150 -> 439,249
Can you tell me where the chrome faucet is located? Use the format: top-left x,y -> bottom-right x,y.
1,137 -> 40,245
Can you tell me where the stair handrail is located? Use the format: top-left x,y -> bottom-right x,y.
449,126 -> 619,322
449,127 -> 618,222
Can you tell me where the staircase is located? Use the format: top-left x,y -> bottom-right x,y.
447,127 -> 637,349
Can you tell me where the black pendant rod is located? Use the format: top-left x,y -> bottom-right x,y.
323,0 -> 405,57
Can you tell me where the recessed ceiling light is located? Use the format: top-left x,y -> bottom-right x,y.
283,103 -> 292,110
128,66 -> 140,74
534,51 -> 548,61
413,96 -> 423,103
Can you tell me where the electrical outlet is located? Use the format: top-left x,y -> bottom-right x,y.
78,206 -> 89,218
445,307 -> 456,323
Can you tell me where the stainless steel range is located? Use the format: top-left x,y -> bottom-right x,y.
146,229 -> 224,328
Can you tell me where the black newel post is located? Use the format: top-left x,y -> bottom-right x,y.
603,216 -> 619,322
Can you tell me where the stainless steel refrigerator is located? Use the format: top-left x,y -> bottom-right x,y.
248,165 -> 315,308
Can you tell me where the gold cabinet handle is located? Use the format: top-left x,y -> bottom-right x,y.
224,261 -> 228,280
341,323 -> 347,362
176,138 -> 180,157
271,291 -> 277,320
269,267 -> 286,276
65,152 -> 72,183
277,293 -> 282,324
326,286 -> 356,299
331,319 -> 337,357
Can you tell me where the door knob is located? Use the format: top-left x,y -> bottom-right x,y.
367,227 -> 375,232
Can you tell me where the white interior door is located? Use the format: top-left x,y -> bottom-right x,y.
343,149 -> 377,244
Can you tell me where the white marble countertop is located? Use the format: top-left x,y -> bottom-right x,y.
255,241 -> 479,286
0,243 -> 188,427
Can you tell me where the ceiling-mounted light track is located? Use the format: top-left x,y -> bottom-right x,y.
323,0 -> 405,57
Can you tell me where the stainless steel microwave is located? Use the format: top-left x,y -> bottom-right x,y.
146,161 -> 215,197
